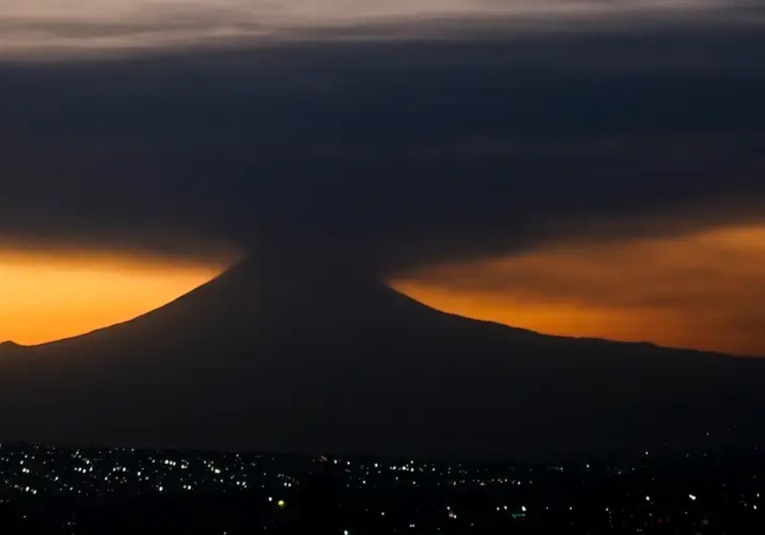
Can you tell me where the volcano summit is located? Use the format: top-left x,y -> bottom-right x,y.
0,254 -> 763,459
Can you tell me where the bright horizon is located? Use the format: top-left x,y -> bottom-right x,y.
393,222 -> 765,358
0,250 -> 226,346
3,222 -> 765,356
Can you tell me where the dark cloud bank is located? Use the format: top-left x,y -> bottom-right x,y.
1,14 -> 764,275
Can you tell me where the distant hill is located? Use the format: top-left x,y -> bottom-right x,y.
0,254 -> 763,460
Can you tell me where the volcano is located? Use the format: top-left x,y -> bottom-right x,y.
1,254 -> 763,459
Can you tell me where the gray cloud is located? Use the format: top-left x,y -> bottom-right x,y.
2,0 -> 763,58
0,12 -> 764,273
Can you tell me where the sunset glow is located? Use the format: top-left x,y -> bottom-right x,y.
392,224 -> 765,357
0,251 -> 227,346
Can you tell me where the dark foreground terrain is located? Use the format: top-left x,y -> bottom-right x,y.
2,255 -> 765,458
0,443 -> 763,534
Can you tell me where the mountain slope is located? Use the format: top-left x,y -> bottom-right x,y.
0,255 -> 763,459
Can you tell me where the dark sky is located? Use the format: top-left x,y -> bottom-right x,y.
1,3 -> 764,276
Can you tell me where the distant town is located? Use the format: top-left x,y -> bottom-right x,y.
0,442 -> 763,533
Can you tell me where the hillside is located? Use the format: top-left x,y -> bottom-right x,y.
0,255 -> 762,459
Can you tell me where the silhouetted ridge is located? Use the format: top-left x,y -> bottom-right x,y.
0,251 -> 763,459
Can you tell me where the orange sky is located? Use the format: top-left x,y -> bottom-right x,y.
392,223 -> 765,357
0,250 -> 226,345
2,222 -> 765,355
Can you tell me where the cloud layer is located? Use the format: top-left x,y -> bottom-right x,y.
2,9 -> 764,267
1,0 -> 761,57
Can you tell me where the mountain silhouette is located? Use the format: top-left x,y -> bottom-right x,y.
0,253 -> 763,459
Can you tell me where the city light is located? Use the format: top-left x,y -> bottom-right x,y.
0,442 -> 760,533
